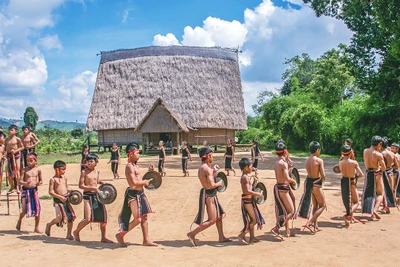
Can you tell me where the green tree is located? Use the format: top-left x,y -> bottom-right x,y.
71,128 -> 84,138
23,107 -> 39,130
280,53 -> 317,96
304,0 -> 400,140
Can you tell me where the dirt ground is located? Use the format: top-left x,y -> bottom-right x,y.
1,151 -> 399,267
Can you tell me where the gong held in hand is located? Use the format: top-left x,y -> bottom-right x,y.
142,170 -> 163,191
214,171 -> 228,193
251,176 -> 267,205
289,167 -> 300,190
97,183 -> 117,205
68,190 -> 83,205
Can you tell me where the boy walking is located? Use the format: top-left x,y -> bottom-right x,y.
73,153 -> 113,243
16,152 -> 43,233
115,142 -> 158,247
46,160 -> 76,239
237,158 -> 264,245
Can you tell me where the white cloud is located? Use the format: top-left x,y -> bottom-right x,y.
155,16 -> 248,49
122,8 -> 132,23
244,0 -> 275,40
5,0 -> 65,29
202,17 -> 247,48
181,26 -> 215,47
53,70 -> 96,104
0,0 -> 69,96
37,34 -> 63,50
153,0 -> 352,81
283,0 -> 304,5
0,49 -> 47,94
153,33 -> 180,46
0,70 -> 96,122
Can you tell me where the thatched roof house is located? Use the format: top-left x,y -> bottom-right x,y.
86,46 -> 247,148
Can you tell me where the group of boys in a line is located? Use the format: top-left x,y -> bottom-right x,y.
3,122 -> 399,246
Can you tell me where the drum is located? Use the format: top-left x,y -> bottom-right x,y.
253,182 -> 267,205
214,171 -> 228,193
143,170 -> 163,191
289,167 -> 300,190
68,190 -> 83,205
332,164 -> 341,173
97,183 -> 117,205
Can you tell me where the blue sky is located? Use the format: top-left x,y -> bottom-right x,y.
0,0 -> 352,123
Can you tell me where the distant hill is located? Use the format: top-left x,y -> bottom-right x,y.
0,118 -> 85,131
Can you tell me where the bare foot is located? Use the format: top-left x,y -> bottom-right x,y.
219,237 -> 233,243
45,223 -> 51,236
303,225 -> 315,234
101,238 -> 114,243
66,235 -> 74,240
383,207 -> 391,214
271,227 -> 284,240
343,215 -> 350,228
73,231 -> 80,242
34,229 -> 43,234
187,233 -> 197,247
373,212 -> 381,220
143,241 -> 158,246
249,237 -> 260,243
286,229 -> 296,237
115,233 -> 127,247
16,220 -> 21,231
237,233 -> 248,245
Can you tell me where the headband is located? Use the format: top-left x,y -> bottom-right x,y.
27,154 -> 37,161
127,148 -> 139,163
54,166 -> 66,177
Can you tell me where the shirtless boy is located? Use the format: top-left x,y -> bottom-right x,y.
362,136 -> 386,219
73,153 -> 113,243
381,137 -> 398,212
45,160 -> 75,239
339,145 -> 364,227
391,143 -> 400,201
115,142 -> 158,247
297,141 -> 326,233
20,125 -> 40,172
0,131 -> 6,194
16,152 -> 43,233
237,158 -> 265,245
5,125 -> 24,193
187,147 -> 231,246
272,142 -> 297,238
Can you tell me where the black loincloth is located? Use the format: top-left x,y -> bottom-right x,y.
297,177 -> 321,219
54,196 -> 76,227
83,191 -> 107,223
382,169 -> 396,208
361,169 -> 379,215
341,177 -> 352,216
118,188 -> 153,233
192,188 -> 225,227
395,170 -> 400,199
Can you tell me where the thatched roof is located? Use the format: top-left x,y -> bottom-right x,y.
135,98 -> 189,133
86,46 -> 247,132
